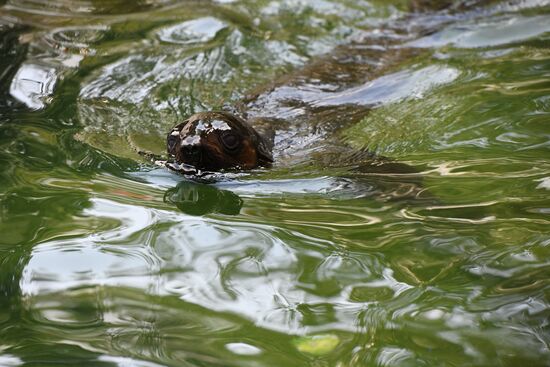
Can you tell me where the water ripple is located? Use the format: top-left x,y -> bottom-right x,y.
3,0 -> 550,366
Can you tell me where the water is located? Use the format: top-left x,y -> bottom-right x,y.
1,0 -> 550,366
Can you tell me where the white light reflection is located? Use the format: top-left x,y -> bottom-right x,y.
20,196 -> 391,334
9,63 -> 57,109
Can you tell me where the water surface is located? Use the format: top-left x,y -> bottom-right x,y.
1,0 -> 550,366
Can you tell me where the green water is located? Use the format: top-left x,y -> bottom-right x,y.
1,0 -> 550,366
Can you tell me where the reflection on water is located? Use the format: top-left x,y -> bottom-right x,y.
9,63 -> 57,109
1,0 -> 550,366
164,180 -> 243,215
409,14 -> 550,48
157,17 -> 227,45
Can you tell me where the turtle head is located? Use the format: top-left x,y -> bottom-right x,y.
167,111 -> 273,171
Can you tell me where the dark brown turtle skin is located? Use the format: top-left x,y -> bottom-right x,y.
167,111 -> 273,171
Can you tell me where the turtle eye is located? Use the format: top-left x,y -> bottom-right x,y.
220,132 -> 240,151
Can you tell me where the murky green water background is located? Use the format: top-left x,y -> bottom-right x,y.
1,0 -> 550,366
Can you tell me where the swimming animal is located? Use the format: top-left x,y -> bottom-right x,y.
165,0 -> 486,174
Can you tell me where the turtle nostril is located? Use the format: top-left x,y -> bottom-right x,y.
181,144 -> 201,164
184,144 -> 199,155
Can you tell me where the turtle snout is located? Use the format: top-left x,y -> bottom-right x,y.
177,140 -> 203,167
182,143 -> 200,158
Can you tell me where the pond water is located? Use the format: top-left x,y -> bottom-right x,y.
1,0 -> 550,366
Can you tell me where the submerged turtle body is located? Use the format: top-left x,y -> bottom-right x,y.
167,111 -> 273,172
